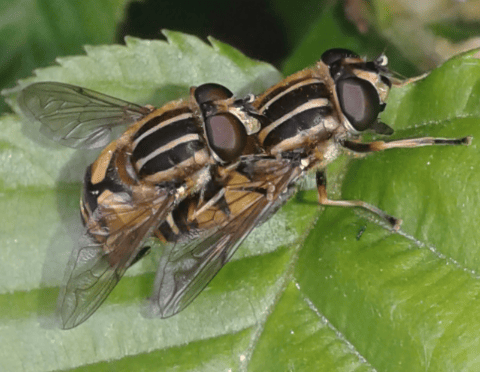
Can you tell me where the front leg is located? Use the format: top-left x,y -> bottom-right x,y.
316,170 -> 402,230
339,136 -> 471,154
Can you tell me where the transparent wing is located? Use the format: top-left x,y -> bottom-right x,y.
58,187 -> 176,329
18,82 -> 152,149
150,157 -> 302,318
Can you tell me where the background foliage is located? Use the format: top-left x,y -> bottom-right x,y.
1,0 -> 480,371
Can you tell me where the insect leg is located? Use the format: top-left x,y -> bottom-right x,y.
188,187 -> 227,222
339,136 -> 471,153
390,73 -> 429,87
316,170 -> 402,230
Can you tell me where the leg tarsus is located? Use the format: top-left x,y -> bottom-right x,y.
340,136 -> 472,154
316,170 -> 402,230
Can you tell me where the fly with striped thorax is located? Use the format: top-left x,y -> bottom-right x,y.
18,81 -> 263,329
18,48 -> 471,329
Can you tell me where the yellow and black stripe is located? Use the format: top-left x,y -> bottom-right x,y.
254,73 -> 336,155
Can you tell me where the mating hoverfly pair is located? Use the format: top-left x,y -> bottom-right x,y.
18,48 -> 470,329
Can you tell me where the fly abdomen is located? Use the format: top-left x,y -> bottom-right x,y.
80,162 -> 130,224
156,197 -> 199,242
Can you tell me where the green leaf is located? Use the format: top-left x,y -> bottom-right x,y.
295,50 -> 480,371
2,36 -> 480,371
4,31 -> 282,111
0,0 -> 129,113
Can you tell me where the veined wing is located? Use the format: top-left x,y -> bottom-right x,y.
18,82 -> 152,149
149,156 -> 303,318
58,186 -> 176,329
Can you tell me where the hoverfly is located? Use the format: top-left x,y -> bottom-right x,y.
145,48 -> 471,319
18,81 -> 263,329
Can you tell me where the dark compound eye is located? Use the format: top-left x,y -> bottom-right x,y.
204,113 -> 247,162
321,48 -> 360,66
195,83 -> 248,162
336,77 -> 381,132
194,83 -> 233,105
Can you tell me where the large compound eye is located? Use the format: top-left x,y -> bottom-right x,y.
195,83 -> 248,162
194,83 -> 233,105
204,113 -> 247,162
336,77 -> 381,132
321,48 -> 360,66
